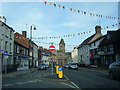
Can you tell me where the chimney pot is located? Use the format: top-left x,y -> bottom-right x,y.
22,31 -> 27,38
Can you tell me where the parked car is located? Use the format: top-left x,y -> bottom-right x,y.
109,61 -> 120,80
64,64 -> 70,68
38,63 -> 46,70
45,64 -> 49,68
53,64 -> 59,68
90,65 -> 98,68
69,63 -> 78,70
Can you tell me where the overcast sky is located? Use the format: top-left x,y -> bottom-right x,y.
0,1 -> 119,52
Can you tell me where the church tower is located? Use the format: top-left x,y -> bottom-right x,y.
59,38 -> 65,53
58,39 -> 66,66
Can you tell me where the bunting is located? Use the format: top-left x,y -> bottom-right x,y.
31,22 -> 119,40
44,1 -> 118,20
33,40 -> 77,47
32,30 -> 92,39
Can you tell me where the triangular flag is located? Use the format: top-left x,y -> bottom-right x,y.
54,4 -> 56,7
81,11 -> 83,13
84,12 -> 86,15
49,2 -> 52,5
70,8 -> 72,11
44,1 -> 47,5
74,9 -> 76,12
58,5 -> 61,7
90,13 -> 92,16
63,6 -> 65,9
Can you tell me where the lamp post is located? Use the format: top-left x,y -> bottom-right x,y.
29,24 -> 36,71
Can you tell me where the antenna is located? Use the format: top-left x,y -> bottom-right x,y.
98,20 -> 101,25
26,24 -> 28,31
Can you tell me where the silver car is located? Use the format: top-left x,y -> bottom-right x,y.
109,61 -> 120,80
38,64 -> 46,70
69,63 -> 78,70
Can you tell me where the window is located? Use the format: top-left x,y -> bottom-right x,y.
94,42 -> 96,46
10,43 -> 12,53
90,44 -> 91,47
5,41 -> 7,50
10,30 -> 12,39
17,45 -> 19,53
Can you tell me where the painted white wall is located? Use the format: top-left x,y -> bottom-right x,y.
0,21 -> 14,71
78,45 -> 90,65
71,47 -> 78,63
33,44 -> 38,66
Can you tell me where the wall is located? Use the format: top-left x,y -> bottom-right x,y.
0,21 -> 14,72
78,45 -> 90,65
71,48 -> 78,63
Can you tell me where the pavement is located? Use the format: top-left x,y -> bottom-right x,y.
2,68 -> 37,78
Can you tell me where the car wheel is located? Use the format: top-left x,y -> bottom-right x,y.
109,72 -> 115,80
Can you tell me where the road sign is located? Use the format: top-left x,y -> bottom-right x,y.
29,56 -> 32,60
58,67 -> 63,71
49,45 -> 55,52
4,51 -> 8,56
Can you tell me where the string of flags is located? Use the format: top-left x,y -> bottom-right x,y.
32,30 -> 92,39
32,22 -> 119,40
102,23 -> 119,29
43,1 -> 119,20
33,40 -> 77,47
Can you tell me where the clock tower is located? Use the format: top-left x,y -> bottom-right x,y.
58,39 -> 66,66
59,38 -> 65,53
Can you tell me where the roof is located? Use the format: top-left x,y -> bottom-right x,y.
0,20 -> 15,32
98,30 -> 117,47
88,35 -> 105,45
77,34 -> 95,48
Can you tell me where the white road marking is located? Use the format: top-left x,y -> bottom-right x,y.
64,74 -> 81,89
64,75 -> 70,80
60,82 -> 75,88
70,82 -> 80,89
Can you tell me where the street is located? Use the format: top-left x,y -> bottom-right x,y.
2,67 -> 120,89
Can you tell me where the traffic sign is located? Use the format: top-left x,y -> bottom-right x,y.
58,67 -> 63,71
29,56 -> 32,60
49,45 -> 55,52
4,51 -> 8,56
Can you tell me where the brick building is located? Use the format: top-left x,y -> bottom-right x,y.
14,31 -> 29,70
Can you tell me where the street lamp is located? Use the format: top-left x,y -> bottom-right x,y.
30,24 -> 36,40
29,24 -> 36,71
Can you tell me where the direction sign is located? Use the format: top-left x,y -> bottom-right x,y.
4,51 -> 8,56
58,67 -> 63,71
49,45 -> 55,52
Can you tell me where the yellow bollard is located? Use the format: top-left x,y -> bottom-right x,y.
56,66 -> 59,74
58,67 -> 63,79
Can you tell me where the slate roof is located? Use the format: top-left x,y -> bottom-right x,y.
77,34 -> 95,48
98,31 -> 117,47
88,35 -> 105,45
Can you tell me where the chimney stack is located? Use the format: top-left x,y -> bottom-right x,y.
22,31 -> 27,38
95,25 -> 101,34
0,16 -> 6,23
